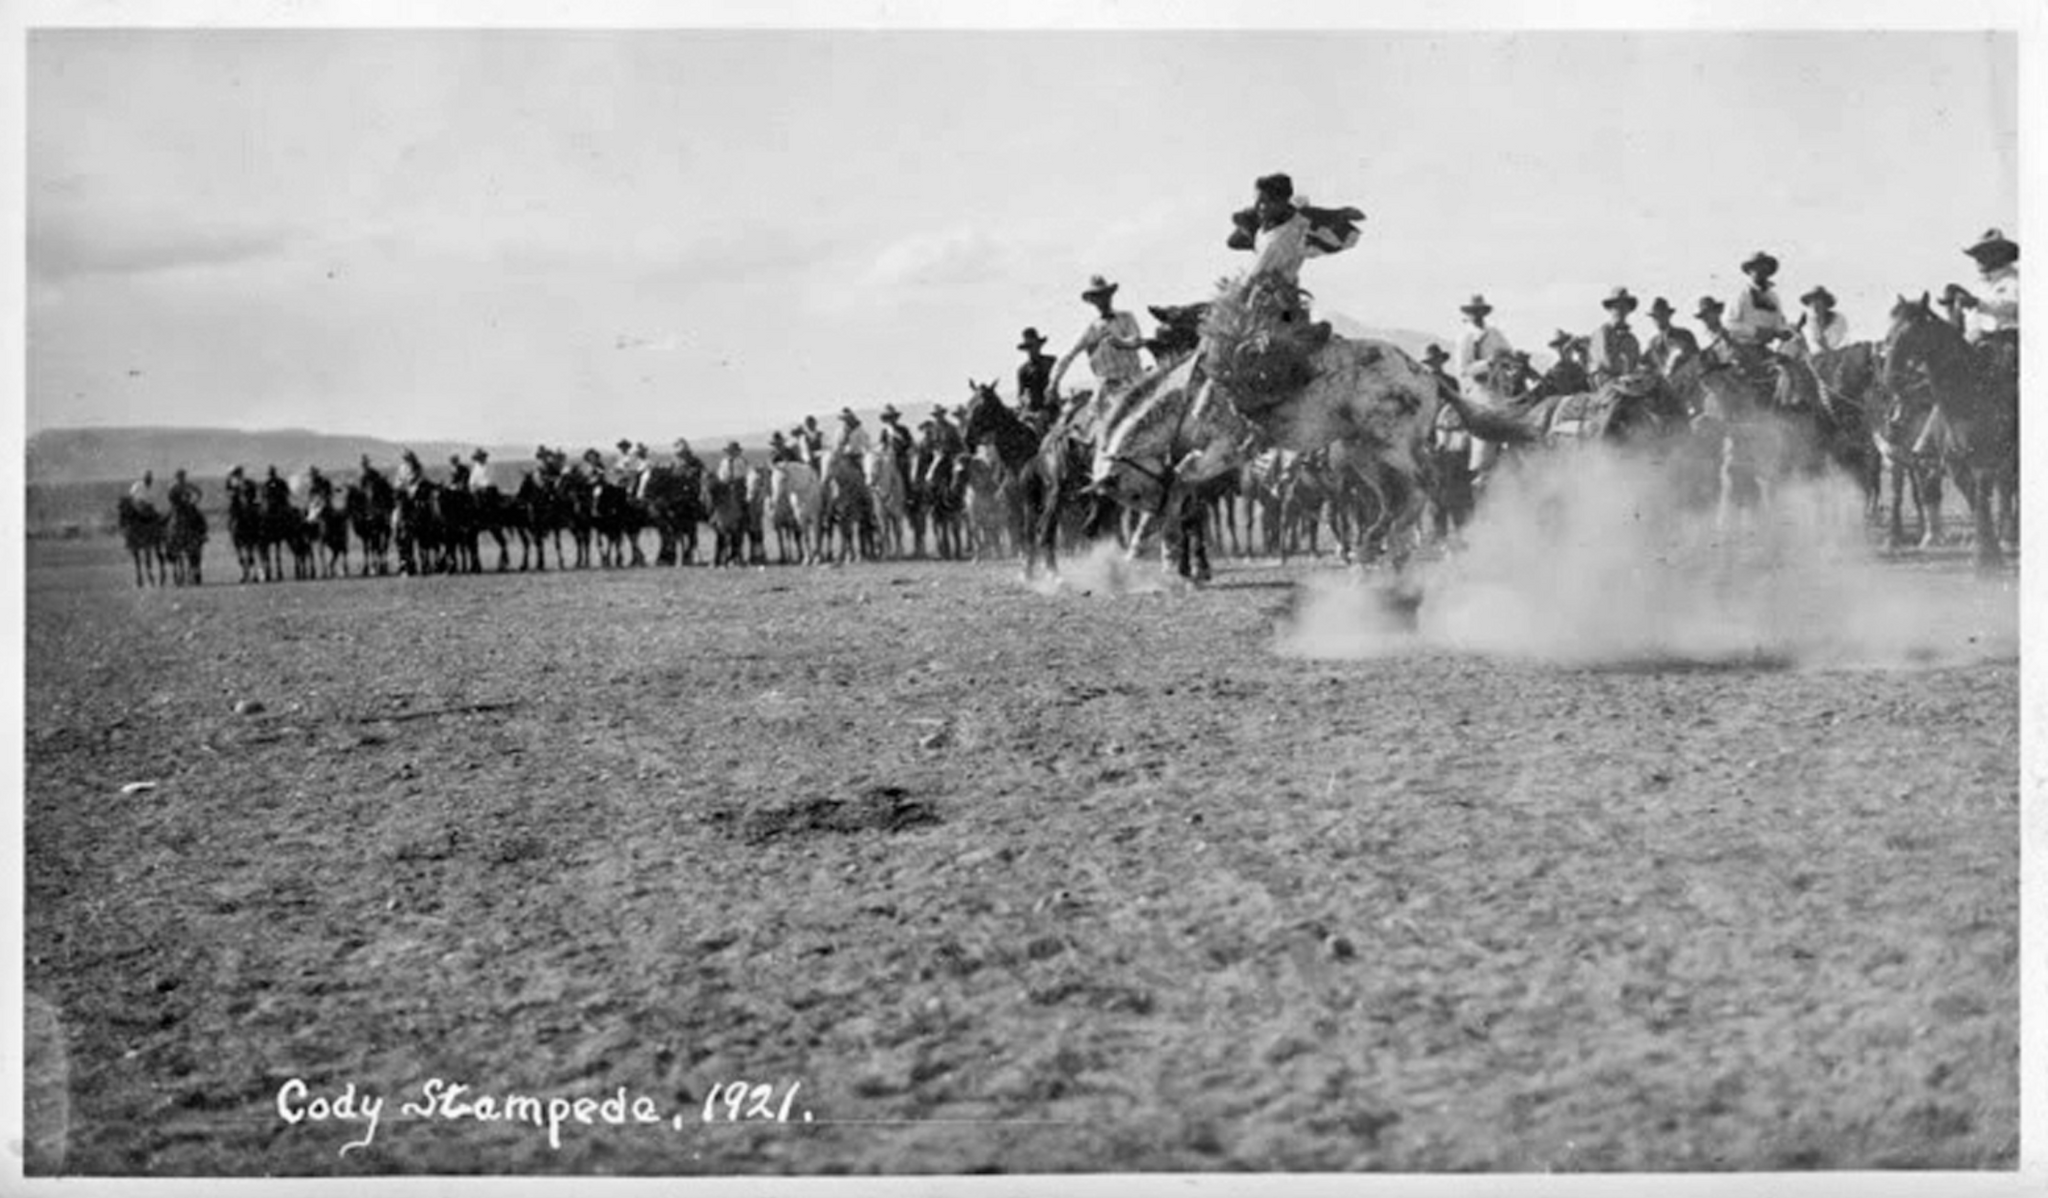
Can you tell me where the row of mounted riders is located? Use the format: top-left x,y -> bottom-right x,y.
113,442 -> 1027,586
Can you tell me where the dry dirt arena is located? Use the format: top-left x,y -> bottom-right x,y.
21,484 -> 2021,1177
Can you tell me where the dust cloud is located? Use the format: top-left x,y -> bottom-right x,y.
1028,540 -> 1177,598
1276,446 -> 2018,670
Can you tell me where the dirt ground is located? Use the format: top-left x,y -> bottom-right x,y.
21,535 -> 2019,1176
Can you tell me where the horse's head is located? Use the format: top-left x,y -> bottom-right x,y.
961,379 -> 1003,441
1879,291 -> 1950,395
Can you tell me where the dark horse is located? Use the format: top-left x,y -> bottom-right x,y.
165,491 -> 207,586
226,478 -> 267,583
348,470 -> 397,576
588,478 -> 647,568
706,473 -> 749,567
116,497 -> 167,587
1880,293 -> 2018,568
962,380 -> 1116,578
642,463 -> 706,566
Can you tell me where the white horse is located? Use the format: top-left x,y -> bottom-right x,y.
767,460 -> 823,564
862,447 -> 908,560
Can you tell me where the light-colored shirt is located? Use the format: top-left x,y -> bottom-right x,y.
1968,264 -> 2018,340
1249,212 -> 1313,286
1455,324 -> 1514,397
1064,311 -> 1146,391
467,461 -> 500,492
1801,310 -> 1851,356
128,478 -> 154,502
714,454 -> 750,485
832,424 -> 871,460
1727,285 -> 1791,346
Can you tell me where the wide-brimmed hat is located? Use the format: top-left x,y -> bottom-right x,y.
1800,286 -> 1837,308
1255,172 -> 1294,203
1017,327 -> 1048,350
615,438 -> 632,450
838,407 -> 859,423
1740,251 -> 1780,279
1420,343 -> 1449,365
1964,227 -> 2018,264
1458,294 -> 1494,317
1548,329 -> 1576,349
724,441 -> 743,454
1081,274 -> 1119,302
1601,287 -> 1639,313
1696,295 -> 1726,320
1647,296 -> 1677,320
880,403 -> 901,420
768,430 -> 786,442
472,448 -> 489,461
932,403 -> 951,417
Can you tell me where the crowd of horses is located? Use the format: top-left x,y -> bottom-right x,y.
111,292 -> 2018,590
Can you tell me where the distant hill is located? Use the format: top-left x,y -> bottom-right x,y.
24,427 -> 534,487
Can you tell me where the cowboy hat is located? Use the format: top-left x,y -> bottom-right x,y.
471,448 -> 489,460
1600,287 -> 1639,313
931,403 -> 951,417
1740,251 -> 1780,278
1017,327 -> 1048,350
1799,286 -> 1837,308
1548,329 -> 1576,349
1695,295 -> 1726,319
880,403 -> 901,420
1964,227 -> 2018,263
1255,172 -> 1294,203
1647,296 -> 1678,320
1458,294 -> 1494,317
1420,343 -> 1450,364
615,438 -> 632,450
724,441 -> 743,454
838,407 -> 859,423
1081,275 -> 1119,302
768,430 -> 786,441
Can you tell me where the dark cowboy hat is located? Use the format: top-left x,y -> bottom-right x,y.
1740,251 -> 1780,278
1420,343 -> 1450,364
1255,172 -> 1294,203
1695,295 -> 1726,320
724,441 -> 743,454
931,403 -> 951,417
880,403 -> 901,420
1017,327 -> 1048,350
1647,296 -> 1678,320
471,448 -> 489,460
838,407 -> 860,423
1964,227 -> 2018,263
1458,294 -> 1494,317
1081,274 -> 1119,302
615,438 -> 632,450
1600,286 -> 1639,313
768,430 -> 786,441
1548,329 -> 1576,349
1800,285 -> 1837,308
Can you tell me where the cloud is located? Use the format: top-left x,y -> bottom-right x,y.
29,198 -> 307,281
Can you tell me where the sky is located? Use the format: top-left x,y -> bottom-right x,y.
22,15 -> 2024,449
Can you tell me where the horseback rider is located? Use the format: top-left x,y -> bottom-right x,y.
1952,226 -> 2019,372
1224,171 -> 1357,347
1797,286 -> 1851,358
629,442 -> 656,500
923,403 -> 966,489
358,453 -> 387,490
1695,296 -> 1738,368
465,448 -> 499,494
831,407 -> 870,464
798,416 -> 826,468
128,469 -> 157,508
305,465 -> 335,519
767,430 -> 802,466
1586,287 -> 1646,387
672,438 -> 706,488
1050,275 -> 1147,425
713,440 -> 750,485
1724,251 -> 1796,393
262,465 -> 291,512
1015,327 -> 1059,434
167,468 -> 202,509
1645,297 -> 1700,377
1914,227 -> 2020,460
395,450 -> 424,496
877,405 -> 915,481
1536,331 -> 1590,395
1455,295 -> 1516,405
